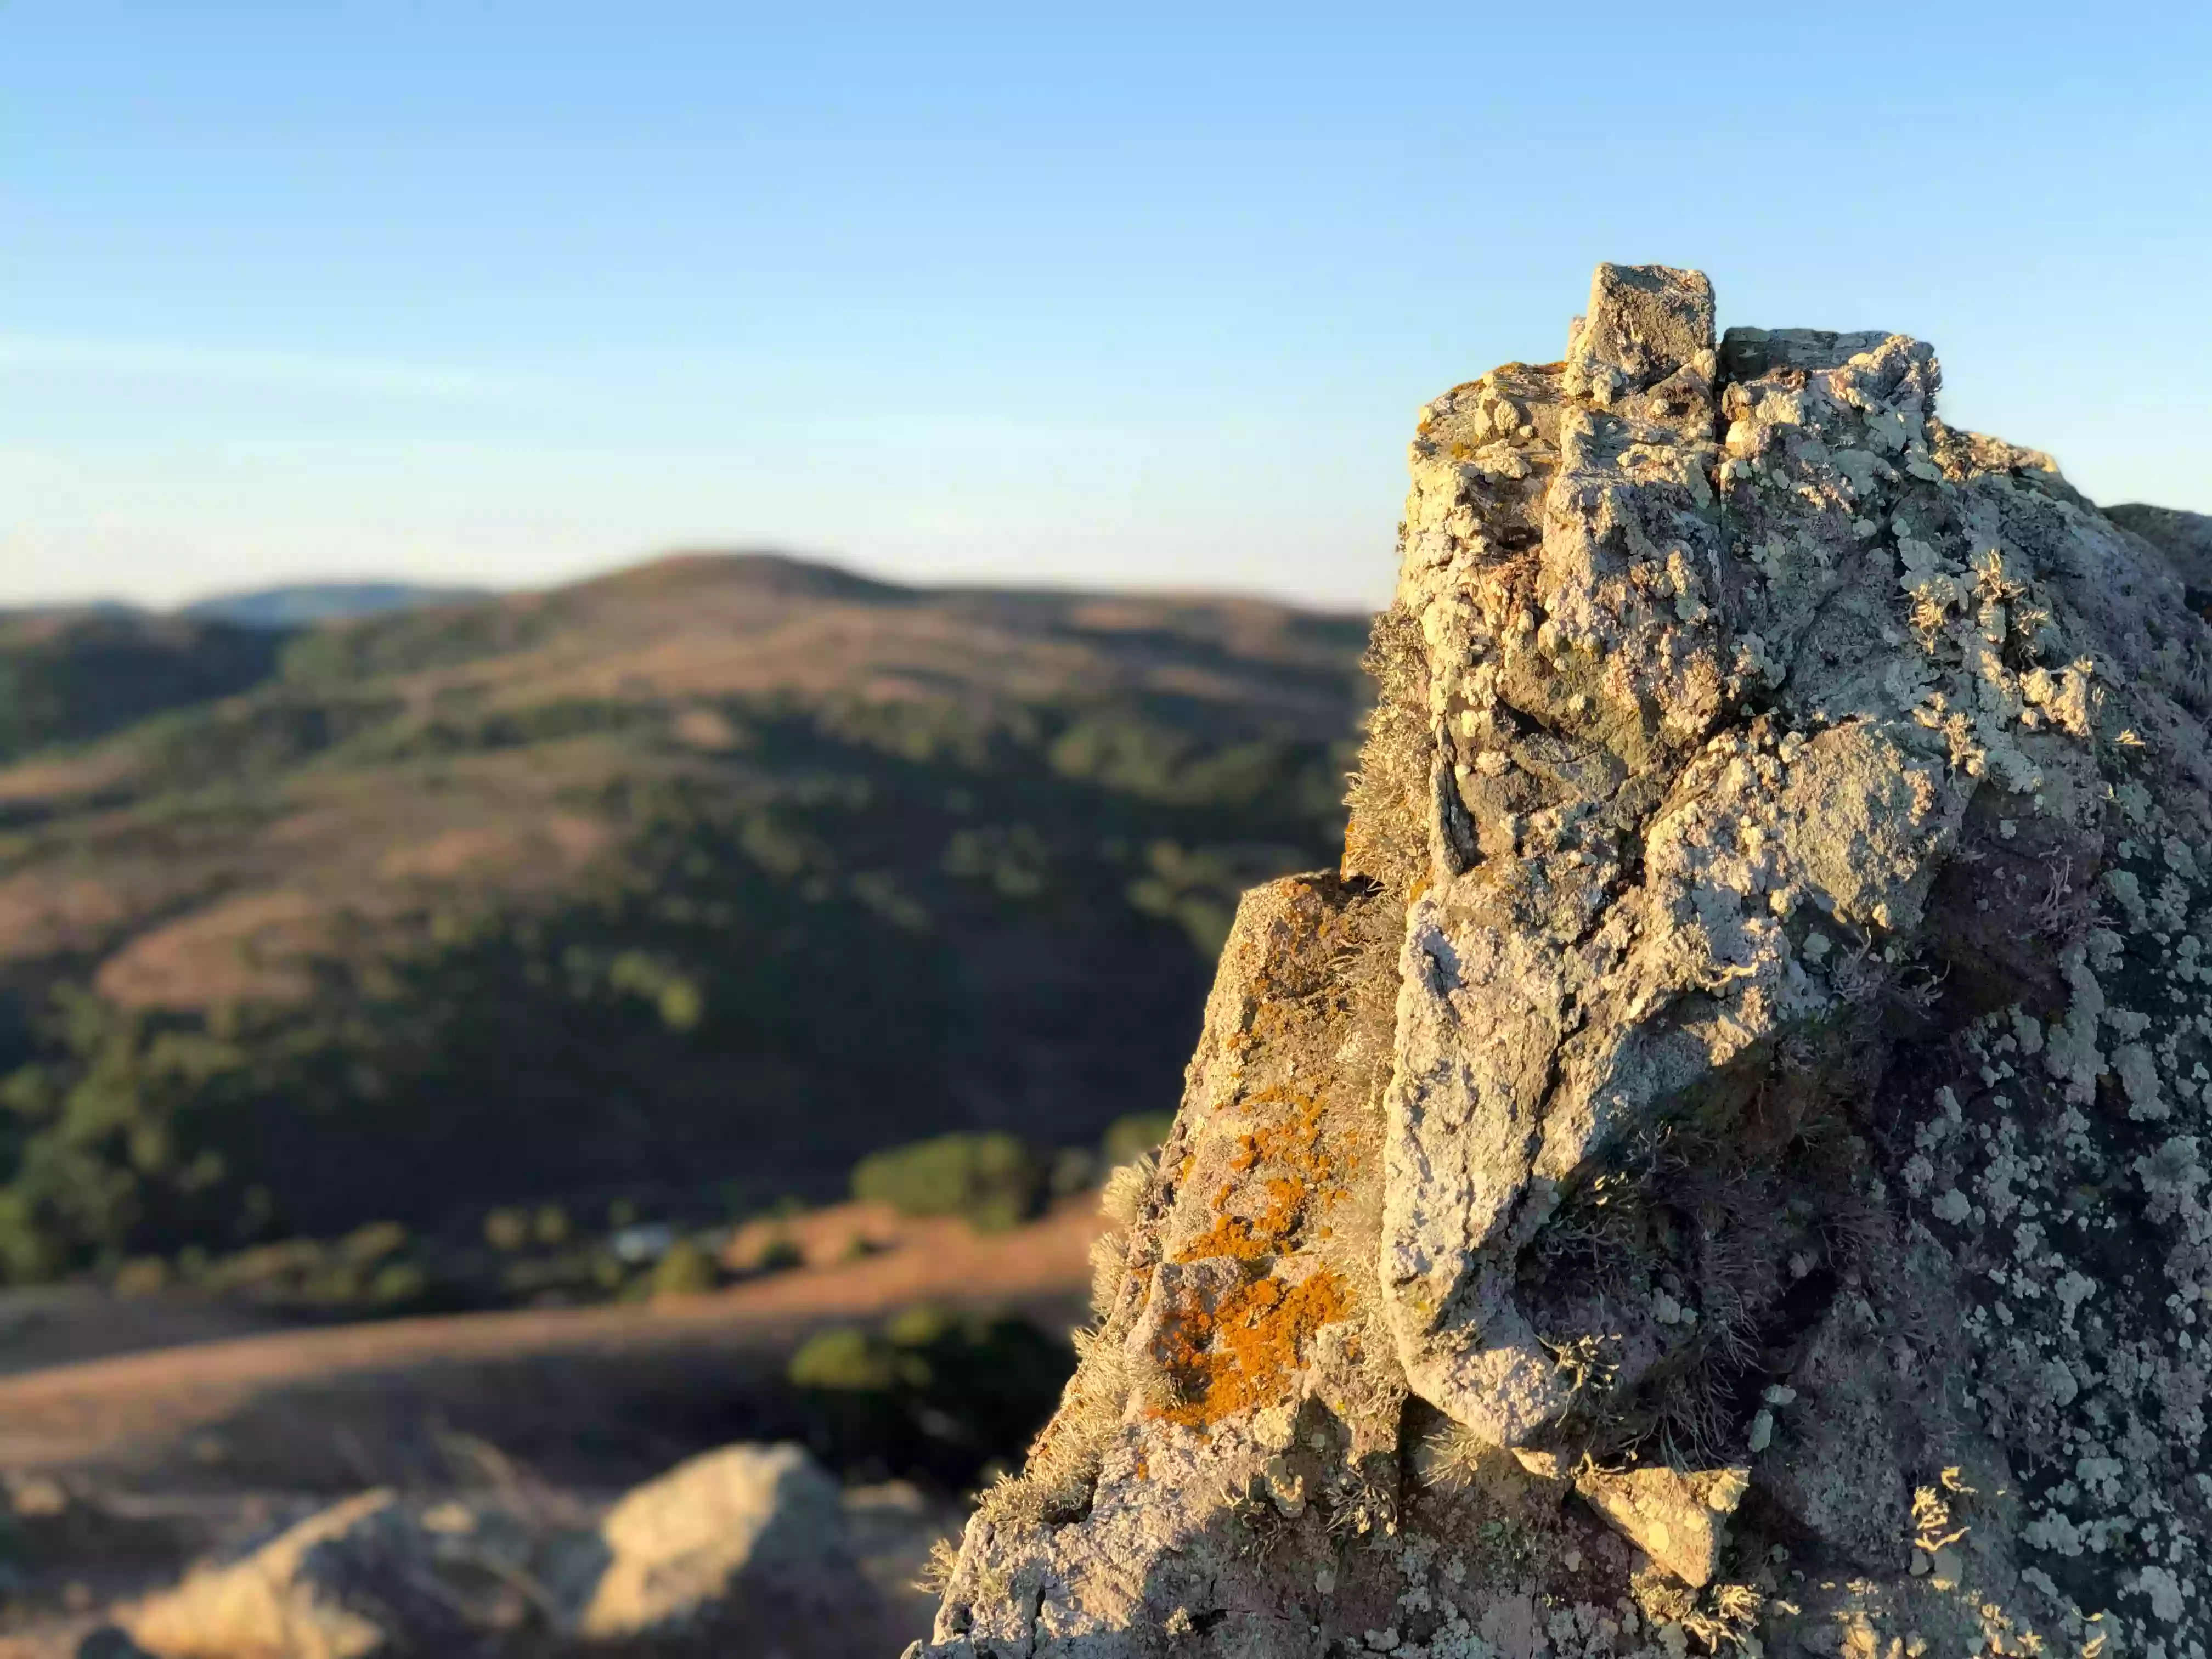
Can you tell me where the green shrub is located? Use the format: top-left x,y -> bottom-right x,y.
338,1221 -> 408,1266
200,1238 -> 324,1297
941,825 -> 1049,898
650,1238 -> 719,1296
1101,1112 -> 1175,1169
369,1260 -> 430,1306
788,1324 -> 902,1393
850,1133 -> 1041,1232
0,1192 -> 59,1284
1125,839 -> 1293,957
605,952 -> 705,1032
181,1229 -> 449,1315
1047,710 -> 1194,800
0,992 -> 262,1282
1048,1146 -> 1099,1197
787,1305 -> 1071,1484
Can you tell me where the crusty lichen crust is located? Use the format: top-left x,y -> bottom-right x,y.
919,266 -> 2212,1658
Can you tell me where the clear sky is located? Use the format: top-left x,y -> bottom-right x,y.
5,2 -> 2208,613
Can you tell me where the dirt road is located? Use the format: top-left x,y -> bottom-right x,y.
0,1201 -> 1103,1489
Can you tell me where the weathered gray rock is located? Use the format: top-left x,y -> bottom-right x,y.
1571,1464 -> 1746,1590
924,264 -> 2212,1657
561,1441 -> 874,1643
126,1491 -> 461,1659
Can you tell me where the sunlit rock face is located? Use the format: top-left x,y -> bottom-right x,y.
919,266 -> 2212,1659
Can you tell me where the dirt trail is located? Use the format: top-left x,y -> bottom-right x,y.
0,1286 -> 281,1379
0,1202 -> 1103,1486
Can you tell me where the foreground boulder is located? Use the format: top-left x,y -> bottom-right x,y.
558,1441 -> 880,1647
924,267 -> 2212,1656
114,1443 -> 899,1657
126,1491 -> 461,1658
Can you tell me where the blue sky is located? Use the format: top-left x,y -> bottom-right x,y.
4,3 -> 2208,612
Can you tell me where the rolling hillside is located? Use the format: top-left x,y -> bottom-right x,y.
0,554 -> 1372,1277
0,611 -> 283,764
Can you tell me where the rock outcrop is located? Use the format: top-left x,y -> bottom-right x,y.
922,267 -> 2212,1657
560,1441 -> 873,1643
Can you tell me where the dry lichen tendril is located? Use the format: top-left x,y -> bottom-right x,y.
1911,1466 -> 1974,1553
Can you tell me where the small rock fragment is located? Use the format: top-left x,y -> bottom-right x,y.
1574,1465 -> 1750,1588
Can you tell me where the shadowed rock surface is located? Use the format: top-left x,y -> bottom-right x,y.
922,267 -> 2212,1656
125,1491 -> 464,1659
2109,504 -> 2212,608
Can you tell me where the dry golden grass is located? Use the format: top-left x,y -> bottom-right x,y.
92,890 -> 327,1009
0,875 -> 134,962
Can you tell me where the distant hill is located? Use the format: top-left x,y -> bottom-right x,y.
0,551 -> 1374,1277
181,580 -> 490,629
0,610 -> 284,764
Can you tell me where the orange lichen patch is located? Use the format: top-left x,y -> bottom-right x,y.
1177,1188 -> 1288,1265
1258,1173 -> 1304,1226
1148,1263 -> 1353,1429
1233,1085 -> 1325,1161
1172,1085 -> 1344,1267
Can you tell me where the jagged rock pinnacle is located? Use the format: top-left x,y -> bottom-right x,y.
919,264 -> 2212,1658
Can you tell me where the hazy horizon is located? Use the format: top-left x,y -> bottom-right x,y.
7,3 -> 2208,613
9,546 -> 1403,620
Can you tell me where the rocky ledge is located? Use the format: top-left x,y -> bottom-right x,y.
921,265 -> 2212,1659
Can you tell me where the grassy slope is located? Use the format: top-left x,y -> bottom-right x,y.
0,554 -> 1370,1271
